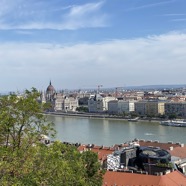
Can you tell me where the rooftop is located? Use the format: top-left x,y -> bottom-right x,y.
103,170 -> 186,186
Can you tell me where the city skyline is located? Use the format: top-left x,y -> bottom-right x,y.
1,0 -> 186,92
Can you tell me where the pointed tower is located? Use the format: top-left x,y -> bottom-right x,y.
41,90 -> 46,103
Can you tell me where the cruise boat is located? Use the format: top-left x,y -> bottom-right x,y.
160,120 -> 186,127
128,117 -> 139,122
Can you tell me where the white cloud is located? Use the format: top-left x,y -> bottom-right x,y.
171,18 -> 186,22
163,13 -> 186,16
127,0 -> 176,11
0,0 -> 107,30
0,32 -> 186,91
69,2 -> 103,17
62,1 -> 108,29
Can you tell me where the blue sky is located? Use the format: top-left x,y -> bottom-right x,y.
1,0 -> 186,92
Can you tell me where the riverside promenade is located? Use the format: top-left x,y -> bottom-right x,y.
44,111 -> 161,122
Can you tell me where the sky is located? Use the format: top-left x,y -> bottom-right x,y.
1,0 -> 186,92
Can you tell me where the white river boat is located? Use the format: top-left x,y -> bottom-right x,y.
160,120 -> 186,127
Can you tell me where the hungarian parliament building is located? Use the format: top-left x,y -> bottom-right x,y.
40,81 -> 79,112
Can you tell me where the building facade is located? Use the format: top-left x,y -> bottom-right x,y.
135,101 -> 147,116
88,94 -> 104,113
54,93 -> 79,112
88,94 -> 116,113
108,100 -> 135,115
145,100 -> 165,116
165,102 -> 186,118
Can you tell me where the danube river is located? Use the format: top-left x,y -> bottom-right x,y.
47,115 -> 186,146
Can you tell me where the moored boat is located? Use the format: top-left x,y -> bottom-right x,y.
128,117 -> 139,122
160,120 -> 186,127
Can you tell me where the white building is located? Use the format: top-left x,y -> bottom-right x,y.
103,96 -> 116,111
88,94 -> 104,113
108,100 -> 135,114
88,94 -> 116,113
55,94 -> 79,112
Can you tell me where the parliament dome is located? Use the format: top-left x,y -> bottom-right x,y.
46,81 -> 55,92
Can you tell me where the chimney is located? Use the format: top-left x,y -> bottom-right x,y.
169,146 -> 174,151
164,170 -> 171,174
180,143 -> 184,147
159,172 -> 163,176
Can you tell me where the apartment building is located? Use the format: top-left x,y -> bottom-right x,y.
146,100 -> 165,116
165,102 -> 186,118
88,94 -> 116,113
88,94 -> 104,112
107,100 -> 118,114
135,101 -> 147,116
118,100 -> 135,114
103,96 -> 116,111
108,100 -> 135,114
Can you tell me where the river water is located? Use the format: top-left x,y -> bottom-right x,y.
47,115 -> 186,146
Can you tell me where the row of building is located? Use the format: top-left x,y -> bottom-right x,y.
41,81 -> 186,118
101,99 -> 186,117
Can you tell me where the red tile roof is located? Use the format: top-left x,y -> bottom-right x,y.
169,146 -> 186,159
77,145 -> 114,161
77,141 -> 186,185
138,140 -> 181,150
91,148 -> 114,161
103,170 -> 186,186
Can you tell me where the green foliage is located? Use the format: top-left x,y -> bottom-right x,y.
168,113 -> 177,120
76,106 -> 89,112
158,114 -> 166,119
81,150 -> 104,185
156,162 -> 174,168
43,102 -> 53,112
0,88 -> 104,185
130,112 -> 139,118
0,88 -> 55,150
0,141 -> 103,185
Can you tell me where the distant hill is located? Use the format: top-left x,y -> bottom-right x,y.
125,84 -> 186,90
2,84 -> 186,94
101,84 -> 186,92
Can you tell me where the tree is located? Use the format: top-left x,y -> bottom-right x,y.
0,88 -> 104,185
130,112 -> 139,118
0,88 -> 55,150
76,106 -> 89,112
168,113 -> 177,120
81,150 -> 105,185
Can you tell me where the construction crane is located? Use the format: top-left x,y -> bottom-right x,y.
79,85 -> 103,94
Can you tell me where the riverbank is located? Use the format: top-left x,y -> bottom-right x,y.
44,111 -> 161,122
